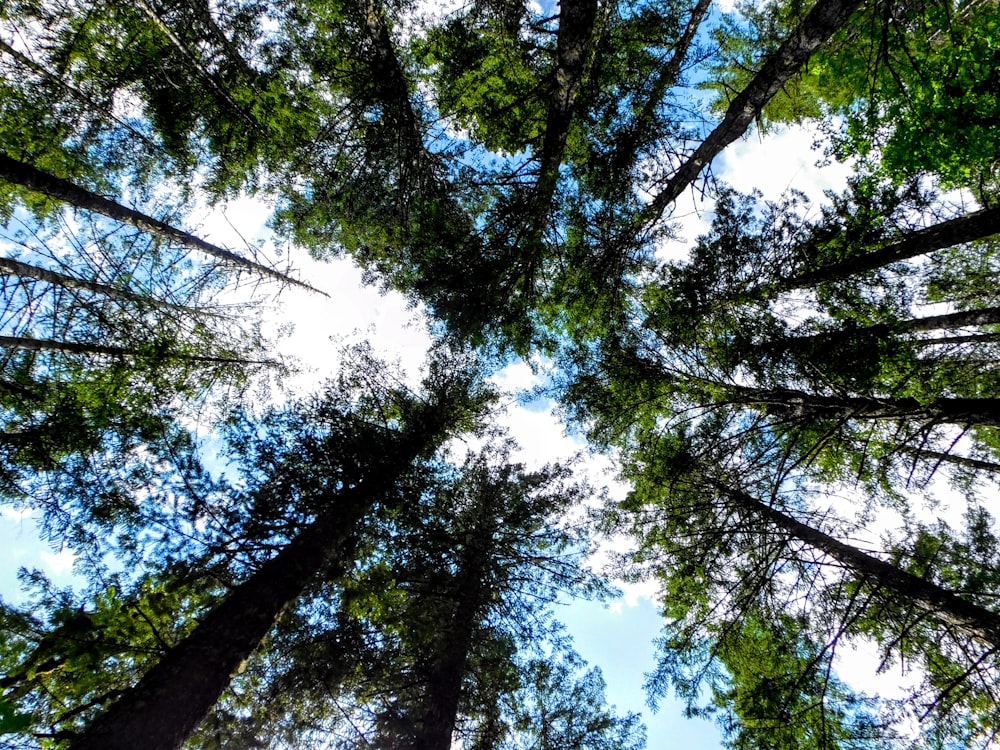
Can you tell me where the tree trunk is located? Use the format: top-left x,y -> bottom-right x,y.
70,419 -> 447,750
719,482 -> 1000,648
761,305 -> 1000,354
779,205 -> 1000,292
0,256 -> 199,314
646,0 -> 862,218
355,0 -> 426,165
609,0 -> 712,176
0,334 -> 264,365
533,0 -> 600,211
0,154 -> 323,295
720,382 -> 1000,427
0,39 -> 161,153
899,446 -> 1000,474
133,0 -> 258,130
416,528 -> 494,750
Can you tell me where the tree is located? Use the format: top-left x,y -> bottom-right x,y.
704,0 -> 1000,191
58,345 -> 489,750
331,443 -> 607,750
8,0 -> 1000,746
0,206 -> 280,496
558,176 -> 1000,744
0,154 -> 319,291
0,346 -> 638,750
611,419 -> 1000,747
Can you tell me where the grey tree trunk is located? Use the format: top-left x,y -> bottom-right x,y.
646,0 -> 862,218
779,206 -> 1000,292
720,482 -> 1000,647
70,415 -> 450,750
0,154 -> 323,294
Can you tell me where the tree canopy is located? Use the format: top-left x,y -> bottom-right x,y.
3,0 -> 1000,747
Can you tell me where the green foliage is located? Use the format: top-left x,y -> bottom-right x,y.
418,5 -> 550,154
705,0 -> 1000,189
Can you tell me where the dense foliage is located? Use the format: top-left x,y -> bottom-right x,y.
2,0 -> 1000,747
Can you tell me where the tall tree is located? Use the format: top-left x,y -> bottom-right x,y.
61,346 -> 490,750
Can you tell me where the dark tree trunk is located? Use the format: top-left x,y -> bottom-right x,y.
610,0 -> 712,176
646,0 -> 862,218
760,305 -> 1000,354
720,482 -> 1000,647
900,447 -> 1000,474
722,382 -> 1000,427
416,533 -> 492,750
779,205 -> 1000,292
533,0 -> 600,210
0,154 -> 322,294
70,421 -> 445,750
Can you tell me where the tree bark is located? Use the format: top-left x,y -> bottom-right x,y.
70,417 -> 448,750
0,334 -> 263,365
720,382 -> 1000,427
646,0 -> 862,219
719,482 -> 1000,648
0,256 -> 199,314
778,205 -> 1000,292
899,446 -> 1000,474
416,524 -> 494,750
532,0 -> 601,212
0,154 -> 324,295
761,305 -> 1000,354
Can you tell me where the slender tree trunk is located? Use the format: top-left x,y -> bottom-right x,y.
899,446 -> 1000,474
133,0 -> 258,130
720,382 -> 1000,427
719,482 -> 1000,647
761,305 -> 1000,353
0,334 -> 265,365
646,0 -> 862,218
0,256 -> 201,314
0,40 -> 162,153
417,528 -> 493,750
0,154 -> 324,295
778,205 -> 1000,292
70,420 -> 445,750
610,0 -> 712,175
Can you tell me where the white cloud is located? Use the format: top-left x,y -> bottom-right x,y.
718,123 -> 853,204
41,548 -> 77,577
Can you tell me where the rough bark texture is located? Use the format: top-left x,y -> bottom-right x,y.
646,0 -> 863,218
533,0 -> 600,208
722,483 -> 1000,647
0,154 -> 322,294
416,528 -> 493,750
70,420 -> 444,750
725,383 -> 1000,427
761,305 -> 1000,353
780,205 -> 1000,292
